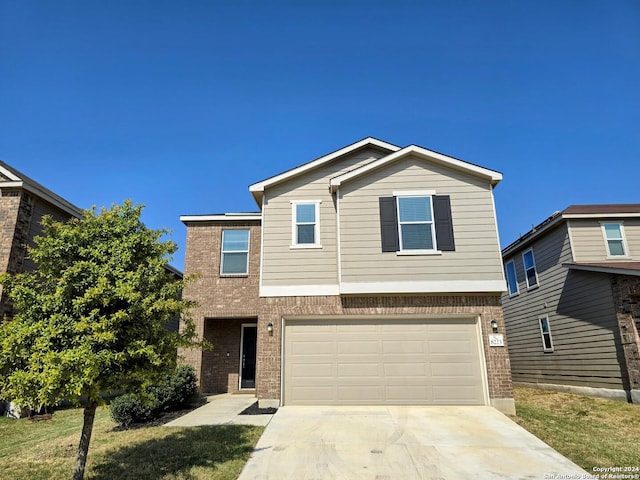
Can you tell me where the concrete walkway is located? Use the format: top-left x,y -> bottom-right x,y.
164,394 -> 274,427
238,406 -> 587,480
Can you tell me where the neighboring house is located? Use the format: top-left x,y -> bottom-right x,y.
179,137 -> 516,414
0,161 -> 83,319
501,204 -> 640,404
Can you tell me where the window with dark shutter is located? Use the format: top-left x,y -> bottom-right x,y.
379,194 -> 456,253
433,195 -> 455,251
379,197 -> 399,252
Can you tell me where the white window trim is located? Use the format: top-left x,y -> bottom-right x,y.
220,229 -> 250,276
522,248 -> 539,289
290,200 -> 322,248
600,221 -> 630,258
395,193 -> 439,254
538,315 -> 554,353
505,259 -> 519,297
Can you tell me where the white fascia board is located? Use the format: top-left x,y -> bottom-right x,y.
259,284 -> 340,297
330,145 -> 502,192
249,138 -> 401,202
339,279 -> 507,295
0,166 -> 21,181
180,214 -> 262,223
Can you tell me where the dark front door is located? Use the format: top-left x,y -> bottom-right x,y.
240,325 -> 257,389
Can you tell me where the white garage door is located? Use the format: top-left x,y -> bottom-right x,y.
283,318 -> 486,406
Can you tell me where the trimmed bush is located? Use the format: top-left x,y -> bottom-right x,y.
109,393 -> 154,427
110,366 -> 198,427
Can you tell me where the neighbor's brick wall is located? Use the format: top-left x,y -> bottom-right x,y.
0,190 -> 76,319
611,275 -> 640,396
178,220 -> 262,388
255,294 -> 514,403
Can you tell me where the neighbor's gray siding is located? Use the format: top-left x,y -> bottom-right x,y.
502,223 -> 625,390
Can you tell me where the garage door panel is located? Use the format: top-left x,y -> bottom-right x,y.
338,385 -> 383,401
337,363 -> 380,377
383,363 -> 426,376
382,340 -> 425,354
337,340 -> 378,354
284,318 -> 485,406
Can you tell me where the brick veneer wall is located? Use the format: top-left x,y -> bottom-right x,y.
0,190 -> 33,318
180,220 -> 514,409
178,220 -> 262,387
611,275 -> 640,401
255,294 -> 513,404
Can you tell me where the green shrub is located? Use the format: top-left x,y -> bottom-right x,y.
109,393 -> 154,427
151,365 -> 198,413
110,366 -> 198,427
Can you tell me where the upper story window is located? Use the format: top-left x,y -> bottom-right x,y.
221,229 -> 250,275
602,222 -> 628,257
505,260 -> 519,296
396,196 -> 436,252
522,249 -> 538,288
539,315 -> 554,352
291,201 -> 321,248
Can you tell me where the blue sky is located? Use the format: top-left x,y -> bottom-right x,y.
1,1 -> 638,270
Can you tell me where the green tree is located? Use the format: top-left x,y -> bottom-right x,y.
0,201 -> 202,480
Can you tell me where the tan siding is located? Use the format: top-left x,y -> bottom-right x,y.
261,148 -> 388,287
569,218 -> 640,261
338,155 -> 503,285
502,223 -> 625,390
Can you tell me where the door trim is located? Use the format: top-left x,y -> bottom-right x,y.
239,323 -> 257,390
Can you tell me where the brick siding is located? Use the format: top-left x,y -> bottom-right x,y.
611,275 -> 640,395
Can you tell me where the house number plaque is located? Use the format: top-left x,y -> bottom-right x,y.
489,333 -> 504,347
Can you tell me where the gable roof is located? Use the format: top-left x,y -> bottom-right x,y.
502,204 -> 640,257
0,161 -> 83,217
329,144 -> 502,192
248,137 -> 400,206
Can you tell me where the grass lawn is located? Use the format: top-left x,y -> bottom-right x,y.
512,385 -> 640,471
0,406 -> 264,480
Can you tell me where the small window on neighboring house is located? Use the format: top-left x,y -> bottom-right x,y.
291,201 -> 321,247
221,229 -> 249,275
522,249 -> 538,288
505,260 -> 519,296
602,222 -> 627,257
539,316 -> 554,352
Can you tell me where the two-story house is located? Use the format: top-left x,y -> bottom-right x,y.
501,205 -> 640,404
180,138 -> 515,414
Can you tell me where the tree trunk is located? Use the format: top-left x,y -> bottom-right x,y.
72,400 -> 98,480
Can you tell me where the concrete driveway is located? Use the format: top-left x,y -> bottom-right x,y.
238,406 -> 586,480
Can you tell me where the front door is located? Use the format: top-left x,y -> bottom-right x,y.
240,324 -> 257,389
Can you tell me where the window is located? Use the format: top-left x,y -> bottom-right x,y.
397,196 -> 436,251
292,201 -> 320,247
221,229 -> 249,275
539,316 -> 554,352
602,222 -> 627,257
505,260 -> 519,296
522,249 -> 538,288
379,193 -> 455,253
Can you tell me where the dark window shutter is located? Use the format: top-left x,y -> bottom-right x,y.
433,195 -> 455,251
379,196 -> 399,252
